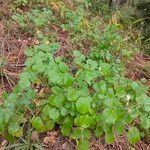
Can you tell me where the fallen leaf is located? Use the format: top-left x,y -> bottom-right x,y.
62,141 -> 74,150
31,131 -> 39,141
43,136 -> 56,145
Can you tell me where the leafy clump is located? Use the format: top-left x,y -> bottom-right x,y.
1,37 -> 149,148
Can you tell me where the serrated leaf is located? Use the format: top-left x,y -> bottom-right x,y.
51,86 -> 63,95
34,16 -> 47,26
50,43 -> 60,53
73,50 -> 85,65
71,128 -> 91,140
130,108 -> 139,119
48,108 -> 59,120
71,128 -> 82,139
115,122 -> 125,135
116,86 -> 126,97
26,89 -> 36,99
143,96 -> 150,112
83,129 -> 92,139
63,116 -> 74,124
102,122 -> 113,133
140,116 -> 150,130
59,62 -> 68,73
25,48 -> 34,56
103,108 -> 117,124
19,72 -> 31,89
105,133 -> 115,144
61,124 -> 71,136
73,50 -> 82,57
100,63 -> 111,76
132,82 -> 139,91
95,125 -> 103,137
31,117 -> 46,132
76,97 -> 91,114
47,69 -> 63,84
53,95 -> 65,108
64,73 -> 74,86
74,115 -> 93,128
8,123 -> 23,137
45,120 -> 55,131
78,140 -> 90,150
60,108 -> 68,116
67,88 -> 78,101
127,127 -> 140,144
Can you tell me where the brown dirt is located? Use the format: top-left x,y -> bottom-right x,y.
91,136 -> 150,150
40,131 -> 75,150
38,133 -> 150,150
0,20 -> 36,93
126,53 -> 150,81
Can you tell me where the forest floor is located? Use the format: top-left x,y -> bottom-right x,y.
0,1 -> 150,150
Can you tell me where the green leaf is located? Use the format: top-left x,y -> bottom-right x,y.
127,127 -> 140,144
76,97 -> 91,114
45,120 -> 55,131
34,16 -> 47,26
102,122 -> 113,133
50,43 -> 60,53
31,117 -> 46,132
78,140 -> 90,150
103,108 -> 117,124
71,128 -> 82,139
142,96 -> 150,112
95,125 -> 103,137
61,124 -> 71,136
47,69 -> 63,84
64,73 -> 74,87
59,62 -> 68,73
67,88 -> 78,101
73,50 -> 85,65
100,63 -> 111,76
54,95 -> 65,108
8,123 -> 23,137
74,115 -> 93,128
86,59 -> 98,70
132,82 -> 139,91
51,86 -> 63,95
26,89 -> 36,99
130,108 -> 139,119
60,108 -> 68,116
25,48 -> 34,56
71,128 -> 91,140
83,129 -> 92,139
140,116 -> 150,130
19,72 -> 31,89
48,95 -> 55,106
63,116 -> 74,124
115,122 -> 125,135
73,50 -> 82,57
48,108 -> 59,120
144,105 -> 150,113
105,133 -> 115,144
3,131 -> 16,142
116,86 -> 126,97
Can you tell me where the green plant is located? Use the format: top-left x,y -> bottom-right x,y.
4,121 -> 44,150
1,2 -> 150,150
12,8 -> 52,29
1,28 -> 150,149
11,0 -> 50,8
